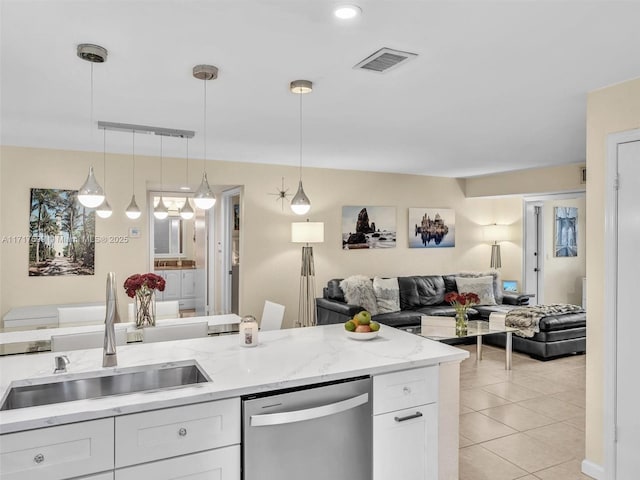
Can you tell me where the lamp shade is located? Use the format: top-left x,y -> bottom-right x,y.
483,224 -> 509,242
291,222 -> 324,243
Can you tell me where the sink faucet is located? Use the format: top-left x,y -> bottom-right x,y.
103,272 -> 120,368
53,355 -> 69,373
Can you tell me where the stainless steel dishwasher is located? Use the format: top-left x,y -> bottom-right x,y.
242,376 -> 372,480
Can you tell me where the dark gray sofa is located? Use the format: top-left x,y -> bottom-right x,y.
316,274 -> 586,360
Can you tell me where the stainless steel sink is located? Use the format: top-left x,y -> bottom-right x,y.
0,362 -> 211,411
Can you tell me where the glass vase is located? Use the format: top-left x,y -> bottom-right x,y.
134,289 -> 156,328
455,311 -> 468,336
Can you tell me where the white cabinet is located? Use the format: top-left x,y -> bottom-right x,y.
115,398 -> 240,468
373,367 -> 439,480
115,446 -> 240,480
155,270 -> 196,309
0,418 -> 114,480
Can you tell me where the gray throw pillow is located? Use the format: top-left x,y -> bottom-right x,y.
340,275 -> 378,315
373,277 -> 400,314
455,276 -> 497,305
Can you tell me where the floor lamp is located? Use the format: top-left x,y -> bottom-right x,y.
291,220 -> 324,327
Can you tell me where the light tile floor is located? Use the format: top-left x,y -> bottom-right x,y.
457,344 -> 591,480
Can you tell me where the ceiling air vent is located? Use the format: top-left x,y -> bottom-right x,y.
354,47 -> 418,74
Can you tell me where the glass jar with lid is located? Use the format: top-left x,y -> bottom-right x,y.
239,315 -> 259,347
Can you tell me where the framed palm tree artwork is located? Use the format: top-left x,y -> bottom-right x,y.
29,188 -> 95,276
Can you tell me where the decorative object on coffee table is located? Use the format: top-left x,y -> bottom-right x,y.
124,273 -> 166,328
444,291 -> 480,335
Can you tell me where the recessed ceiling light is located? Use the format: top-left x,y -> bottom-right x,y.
334,5 -> 361,20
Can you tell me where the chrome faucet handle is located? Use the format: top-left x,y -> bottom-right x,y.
54,355 -> 70,373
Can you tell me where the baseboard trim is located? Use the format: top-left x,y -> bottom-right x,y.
581,459 -> 604,479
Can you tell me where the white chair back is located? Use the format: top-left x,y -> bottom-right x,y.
260,301 -> 285,331
128,300 -> 180,322
51,329 -> 127,352
142,321 -> 208,343
57,306 -> 106,326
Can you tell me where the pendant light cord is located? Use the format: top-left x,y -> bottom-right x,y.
131,131 -> 136,193
299,90 -> 303,182
90,63 -> 94,143
186,138 -> 190,185
160,135 -> 163,195
102,128 -> 107,193
203,77 -> 207,175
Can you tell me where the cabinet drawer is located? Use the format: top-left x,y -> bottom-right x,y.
115,398 -> 240,468
115,445 -> 240,480
373,367 -> 438,415
0,418 -> 114,480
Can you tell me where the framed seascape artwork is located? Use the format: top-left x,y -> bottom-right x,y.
554,206 -> 578,257
408,208 -> 455,248
29,188 -> 96,276
342,206 -> 396,249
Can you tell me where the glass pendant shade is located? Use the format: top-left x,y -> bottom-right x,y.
291,180 -> 311,215
96,198 -> 113,219
126,194 -> 142,220
193,172 -> 216,210
154,198 -> 169,220
77,166 -> 105,208
180,199 -> 195,220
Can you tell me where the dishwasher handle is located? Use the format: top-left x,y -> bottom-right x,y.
250,392 -> 369,427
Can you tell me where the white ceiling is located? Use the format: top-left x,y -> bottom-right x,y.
2,0 -> 639,178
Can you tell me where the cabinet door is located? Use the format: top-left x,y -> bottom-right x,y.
162,271 -> 181,301
181,270 -> 196,299
115,446 -> 239,480
154,270 -> 165,301
0,418 -> 114,480
373,403 -> 438,480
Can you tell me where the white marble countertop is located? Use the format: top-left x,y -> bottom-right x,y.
0,324 -> 468,434
0,314 -> 241,349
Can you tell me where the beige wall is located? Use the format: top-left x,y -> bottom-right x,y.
465,163 -> 586,198
0,145 -> 523,328
585,76 -> 640,467
543,196 -> 586,305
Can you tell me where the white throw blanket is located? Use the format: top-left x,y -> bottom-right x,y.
505,304 -> 585,338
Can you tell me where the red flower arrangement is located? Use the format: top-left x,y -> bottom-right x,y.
124,273 -> 166,298
444,291 -> 480,316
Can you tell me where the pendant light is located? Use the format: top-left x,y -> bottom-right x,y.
180,138 -> 195,220
290,80 -> 312,215
77,44 -> 106,208
192,64 -> 217,210
125,130 -> 142,220
96,128 -> 113,218
154,136 -> 169,220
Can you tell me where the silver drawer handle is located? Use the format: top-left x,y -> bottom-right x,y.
34,454 -> 45,464
394,411 -> 423,423
403,386 -> 412,395
178,427 -> 187,437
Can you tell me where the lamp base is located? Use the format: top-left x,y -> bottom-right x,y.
298,245 -> 317,327
490,243 -> 502,269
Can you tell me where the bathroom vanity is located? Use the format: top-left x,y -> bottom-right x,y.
0,324 -> 468,480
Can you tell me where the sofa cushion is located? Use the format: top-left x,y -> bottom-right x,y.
398,276 -> 446,309
455,275 -> 497,305
326,279 -> 346,302
373,277 -> 400,314
340,275 -> 378,315
416,305 -> 479,317
538,312 -> 586,332
373,310 -> 423,328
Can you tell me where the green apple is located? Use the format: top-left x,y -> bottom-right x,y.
355,310 -> 372,325
369,321 -> 380,332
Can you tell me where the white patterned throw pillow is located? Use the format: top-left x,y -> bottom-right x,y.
340,275 -> 378,315
455,275 -> 497,305
373,277 -> 400,314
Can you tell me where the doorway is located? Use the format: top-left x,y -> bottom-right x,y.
220,187 -> 242,314
604,130 -> 640,479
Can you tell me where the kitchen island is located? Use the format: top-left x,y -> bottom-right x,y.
0,324 -> 468,480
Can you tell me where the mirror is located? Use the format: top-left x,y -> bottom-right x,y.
154,217 -> 183,256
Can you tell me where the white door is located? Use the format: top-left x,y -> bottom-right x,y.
194,207 -> 208,315
615,139 -> 640,477
523,201 -> 543,304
